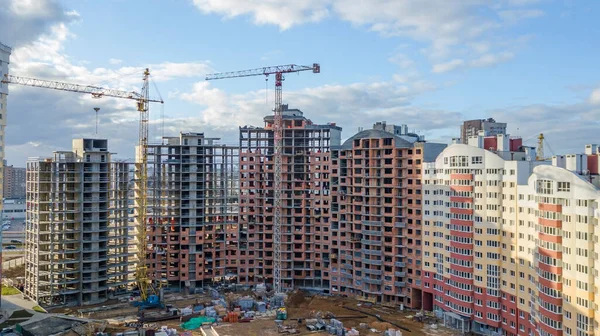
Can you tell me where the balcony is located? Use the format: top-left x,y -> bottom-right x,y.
362,258 -> 383,266
395,262 -> 406,268
394,222 -> 406,228
361,220 -> 383,227
363,268 -> 383,276
361,249 -> 382,256
364,278 -> 383,285
394,281 -> 406,288
360,239 -> 382,246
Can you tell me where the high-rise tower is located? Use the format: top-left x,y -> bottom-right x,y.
238,105 -> 341,290
25,139 -> 131,307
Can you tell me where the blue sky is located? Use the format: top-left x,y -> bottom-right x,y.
1,0 -> 599,164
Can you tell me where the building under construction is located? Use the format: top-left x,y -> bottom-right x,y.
330,122 -> 446,308
24,139 -> 131,307
143,133 -> 239,290
238,105 -> 341,290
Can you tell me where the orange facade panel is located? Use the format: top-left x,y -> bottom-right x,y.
538,232 -> 562,244
450,185 -> 473,192
450,173 -> 473,180
538,203 -> 562,213
538,217 -> 562,228
450,196 -> 473,203
450,207 -> 474,215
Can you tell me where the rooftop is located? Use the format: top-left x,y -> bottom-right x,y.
341,129 -> 415,150
19,316 -> 89,336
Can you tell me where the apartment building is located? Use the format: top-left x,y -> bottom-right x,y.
329,122 -> 445,308
144,133 -> 239,290
422,132 -> 600,336
25,139 -> 131,307
4,161 -> 26,198
238,105 -> 341,290
460,118 -> 507,144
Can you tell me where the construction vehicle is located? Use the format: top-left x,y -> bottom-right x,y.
2,69 -> 164,309
206,64 -> 320,294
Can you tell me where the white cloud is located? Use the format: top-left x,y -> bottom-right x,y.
498,9 -> 544,23
388,53 -> 415,69
492,101 -> 600,155
109,58 -> 122,65
178,77 -> 448,139
431,52 -> 515,73
192,0 -> 330,30
4,13 -> 211,165
192,0 -> 544,65
0,0 -> 79,47
590,88 -> 600,105
506,0 -> 542,6
432,59 -> 465,73
470,52 -> 515,68
10,23 -> 211,89
469,41 -> 491,54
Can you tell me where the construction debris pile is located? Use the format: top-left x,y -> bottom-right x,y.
54,288 -> 449,336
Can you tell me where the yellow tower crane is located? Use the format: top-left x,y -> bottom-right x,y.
2,70 -> 164,308
536,133 -> 545,161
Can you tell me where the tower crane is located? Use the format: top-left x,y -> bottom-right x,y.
536,133 -> 556,161
206,63 -> 320,294
2,70 -> 164,308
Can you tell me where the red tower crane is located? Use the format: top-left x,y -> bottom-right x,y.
206,64 -> 320,294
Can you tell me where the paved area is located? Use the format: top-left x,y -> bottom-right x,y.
0,292 -> 46,329
2,292 -> 37,314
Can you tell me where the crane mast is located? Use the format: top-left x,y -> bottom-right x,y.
206,63 -> 320,294
136,68 -> 153,302
2,70 -> 163,303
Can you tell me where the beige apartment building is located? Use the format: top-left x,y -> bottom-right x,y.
422,131 -> 600,336
25,139 -> 131,307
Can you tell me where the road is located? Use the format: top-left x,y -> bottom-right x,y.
2,226 -> 25,247
201,326 -> 220,336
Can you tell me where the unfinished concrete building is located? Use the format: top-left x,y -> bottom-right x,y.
143,133 -> 239,290
329,122 -> 445,308
238,105 -> 341,290
25,139 -> 131,307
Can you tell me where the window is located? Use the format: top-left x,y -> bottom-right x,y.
471,156 -> 482,164
536,179 -> 553,194
558,182 -> 570,192
449,156 -> 469,167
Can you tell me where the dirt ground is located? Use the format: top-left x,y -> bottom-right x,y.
49,290 -> 459,336
213,292 -> 459,336
2,263 -> 24,279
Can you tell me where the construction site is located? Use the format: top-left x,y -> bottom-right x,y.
0,61 -> 455,336
36,288 -> 455,336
